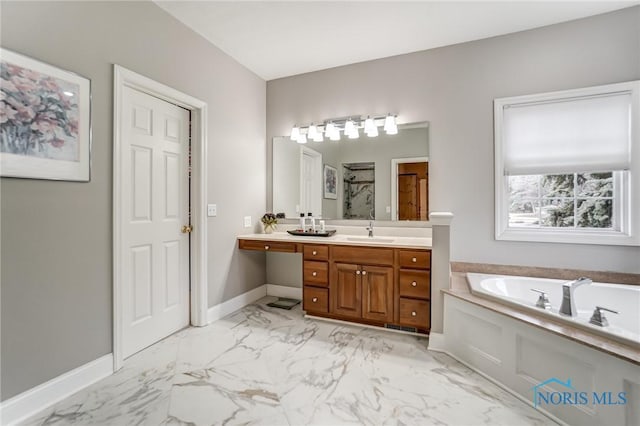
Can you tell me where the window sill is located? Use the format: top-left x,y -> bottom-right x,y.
496,228 -> 640,246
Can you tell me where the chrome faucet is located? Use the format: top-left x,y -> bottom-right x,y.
559,277 -> 592,317
366,221 -> 374,238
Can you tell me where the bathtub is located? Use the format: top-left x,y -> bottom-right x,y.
467,273 -> 640,348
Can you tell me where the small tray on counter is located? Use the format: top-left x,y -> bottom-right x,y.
287,229 -> 337,237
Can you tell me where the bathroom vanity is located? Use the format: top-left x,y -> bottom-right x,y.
238,234 -> 432,334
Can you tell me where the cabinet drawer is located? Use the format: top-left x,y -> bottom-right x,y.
399,270 -> 430,299
399,298 -> 430,329
303,286 -> 328,313
303,261 -> 329,286
331,245 -> 394,266
239,239 -> 297,253
398,249 -> 431,269
303,245 -> 329,261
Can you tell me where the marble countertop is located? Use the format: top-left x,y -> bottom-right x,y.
444,273 -> 639,366
237,231 -> 432,249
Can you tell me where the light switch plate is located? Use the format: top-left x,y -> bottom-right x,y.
207,204 -> 217,217
243,216 -> 252,228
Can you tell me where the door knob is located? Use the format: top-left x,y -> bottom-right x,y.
411,281 -> 417,287
412,257 -> 417,263
264,245 -> 270,250
362,271 -> 367,275
411,311 -> 417,316
312,272 -> 317,277
181,225 -> 193,234
312,297 -> 318,303
312,250 -> 317,255
356,270 -> 361,275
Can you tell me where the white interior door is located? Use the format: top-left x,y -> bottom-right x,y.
300,147 -> 322,217
121,87 -> 190,358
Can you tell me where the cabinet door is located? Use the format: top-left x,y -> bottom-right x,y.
361,265 -> 394,323
331,263 -> 362,318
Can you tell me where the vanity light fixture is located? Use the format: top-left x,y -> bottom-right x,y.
289,113 -> 398,141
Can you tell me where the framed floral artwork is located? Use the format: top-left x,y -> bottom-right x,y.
1,48 -> 91,181
323,164 -> 337,199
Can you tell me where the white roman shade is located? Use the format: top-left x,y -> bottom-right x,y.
502,91 -> 632,175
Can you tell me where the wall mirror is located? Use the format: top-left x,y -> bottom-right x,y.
272,122 -> 429,221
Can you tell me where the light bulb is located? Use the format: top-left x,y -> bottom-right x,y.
366,126 -> 378,137
290,125 -> 300,141
313,131 -> 323,142
329,127 -> 340,141
348,127 -> 359,139
384,114 -> 397,135
297,133 -> 308,144
308,124 -> 318,139
344,119 -> 355,136
325,122 -> 335,136
364,116 -> 375,134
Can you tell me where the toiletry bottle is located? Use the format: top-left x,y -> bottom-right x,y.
299,213 -> 305,231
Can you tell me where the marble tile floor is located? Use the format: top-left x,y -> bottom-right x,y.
22,297 -> 554,426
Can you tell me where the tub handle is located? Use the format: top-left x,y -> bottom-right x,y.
589,306 -> 618,327
531,289 -> 552,310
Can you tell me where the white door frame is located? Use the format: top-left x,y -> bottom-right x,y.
390,157 -> 429,221
113,65 -> 208,370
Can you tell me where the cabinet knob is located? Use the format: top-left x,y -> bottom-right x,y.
356,270 -> 361,275
312,250 -> 317,255
264,245 -> 270,250
411,281 -> 417,287
411,311 -> 417,317
412,257 -> 417,263
312,271 -> 317,277
312,297 -> 318,303
362,270 -> 367,275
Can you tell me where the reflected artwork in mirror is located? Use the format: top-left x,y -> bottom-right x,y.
272,122 -> 429,221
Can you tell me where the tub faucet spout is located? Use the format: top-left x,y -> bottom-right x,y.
559,277 -> 592,317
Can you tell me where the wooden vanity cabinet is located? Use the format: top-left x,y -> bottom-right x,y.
396,249 -> 431,330
329,245 -> 395,324
302,244 -> 330,315
238,237 -> 431,334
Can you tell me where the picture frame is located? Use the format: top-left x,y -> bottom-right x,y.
323,164 -> 337,199
1,48 -> 91,181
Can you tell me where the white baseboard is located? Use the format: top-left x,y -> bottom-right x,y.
427,332 -> 447,352
0,354 -> 114,426
207,285 -> 267,323
266,284 -> 302,299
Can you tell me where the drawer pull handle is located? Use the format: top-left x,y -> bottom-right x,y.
362,271 -> 367,275
411,281 -> 417,287
356,270 -> 361,275
312,297 -> 318,303
412,257 -> 417,262
411,311 -> 417,317
264,245 -> 270,250
312,250 -> 317,255
312,271 -> 317,277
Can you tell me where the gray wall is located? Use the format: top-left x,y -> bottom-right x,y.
267,6 -> 640,274
1,1 -> 266,400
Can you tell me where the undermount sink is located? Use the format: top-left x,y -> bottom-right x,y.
345,237 -> 395,243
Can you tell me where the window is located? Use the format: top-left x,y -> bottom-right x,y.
494,81 -> 639,245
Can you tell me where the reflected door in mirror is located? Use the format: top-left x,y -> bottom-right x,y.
398,162 -> 428,221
